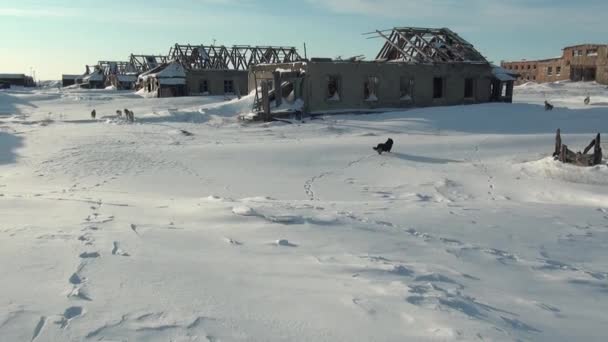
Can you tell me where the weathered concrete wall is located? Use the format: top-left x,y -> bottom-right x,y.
251,61 -> 493,114
186,70 -> 248,96
304,61 -> 493,113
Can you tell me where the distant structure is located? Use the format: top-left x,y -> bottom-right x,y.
62,74 -> 81,87
129,54 -> 169,73
250,27 -> 514,119
98,61 -> 138,89
501,44 -> 608,85
0,74 -> 35,88
136,44 -> 302,98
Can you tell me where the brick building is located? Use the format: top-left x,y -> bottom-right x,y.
501,44 -> 608,85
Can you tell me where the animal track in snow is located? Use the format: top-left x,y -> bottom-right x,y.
112,241 -> 130,256
79,251 -> 100,259
58,306 -> 84,328
275,239 -> 298,247
31,316 -> 46,342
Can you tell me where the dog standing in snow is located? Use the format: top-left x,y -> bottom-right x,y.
544,101 -> 554,111
91,109 -> 96,119
373,138 -> 394,155
116,110 -> 123,117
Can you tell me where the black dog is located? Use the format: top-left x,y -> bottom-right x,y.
373,138 -> 394,155
544,100 -> 554,111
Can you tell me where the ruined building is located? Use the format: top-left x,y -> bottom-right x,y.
501,44 -> 608,85
250,27 -> 514,117
136,44 -> 302,98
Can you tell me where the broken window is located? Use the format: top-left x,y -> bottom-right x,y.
587,49 -> 598,57
515,65 -> 519,70
224,80 -> 234,94
527,65 -> 531,70
326,75 -> 341,101
556,67 -> 562,76
364,76 -> 379,101
464,78 -> 474,98
433,77 -> 444,99
547,67 -> 553,76
534,65 -> 537,69
199,80 -> 209,94
400,77 -> 414,101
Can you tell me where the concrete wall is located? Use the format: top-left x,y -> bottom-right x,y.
304,62 -> 493,113
186,70 -> 248,96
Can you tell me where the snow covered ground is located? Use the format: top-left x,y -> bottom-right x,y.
1,82 -> 607,341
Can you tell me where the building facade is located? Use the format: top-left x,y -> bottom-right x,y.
501,44 -> 608,85
250,27 -> 513,117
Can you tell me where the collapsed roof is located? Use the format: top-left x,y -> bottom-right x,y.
368,27 -> 489,64
129,55 -> 169,73
98,61 -> 138,76
169,44 -> 303,71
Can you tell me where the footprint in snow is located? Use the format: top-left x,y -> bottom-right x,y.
79,252 -> 100,259
224,237 -> 243,246
58,306 -> 84,328
275,239 -> 298,247
112,242 -> 130,257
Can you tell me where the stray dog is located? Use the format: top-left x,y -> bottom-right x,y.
124,109 -> 134,122
584,96 -> 590,105
373,138 -> 394,155
544,100 -> 554,111
91,109 -> 96,119
116,110 -> 123,117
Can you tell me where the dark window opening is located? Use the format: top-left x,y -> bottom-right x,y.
326,75 -> 341,101
464,78 -> 474,98
200,80 -> 209,93
400,77 -> 414,101
547,67 -> 553,76
556,66 -> 562,76
433,77 -> 444,99
364,76 -> 379,101
224,80 -> 234,94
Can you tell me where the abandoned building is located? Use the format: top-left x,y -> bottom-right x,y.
501,44 -> 608,85
129,54 -> 169,74
250,27 -> 513,117
0,74 -> 35,88
139,44 -> 302,97
137,61 -> 188,97
80,65 -> 105,89
62,74 -> 81,87
98,61 -> 139,89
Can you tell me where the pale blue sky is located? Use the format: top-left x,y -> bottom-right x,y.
1,0 -> 606,80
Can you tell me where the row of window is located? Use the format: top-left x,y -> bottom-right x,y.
508,64 -> 537,71
573,49 -> 598,57
325,76 -> 476,102
546,66 -> 562,76
197,79 -> 235,94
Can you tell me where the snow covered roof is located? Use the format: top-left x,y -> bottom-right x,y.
83,72 -> 104,82
138,61 -> 186,85
492,65 -> 517,82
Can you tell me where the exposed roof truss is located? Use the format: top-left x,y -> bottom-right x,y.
367,27 -> 488,64
129,55 -> 169,73
169,44 -> 302,71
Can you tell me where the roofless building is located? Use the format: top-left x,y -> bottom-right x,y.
250,27 -> 514,118
138,44 -> 302,98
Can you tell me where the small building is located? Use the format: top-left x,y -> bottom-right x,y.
250,27 -> 506,117
0,74 -> 35,88
501,44 -> 608,85
81,69 -> 105,89
62,74 -> 81,87
167,44 -> 302,97
137,61 -> 187,97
